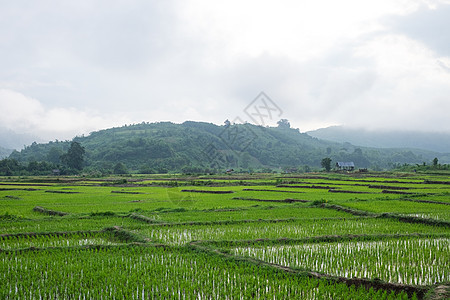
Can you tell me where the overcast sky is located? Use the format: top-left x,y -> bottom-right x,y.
1,0 -> 450,141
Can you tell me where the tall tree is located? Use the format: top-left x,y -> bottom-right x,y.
47,147 -> 63,164
61,142 -> 85,170
321,157 -> 332,172
433,157 -> 438,167
277,119 -> 291,129
113,162 -> 128,174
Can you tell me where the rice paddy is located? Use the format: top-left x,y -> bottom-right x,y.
0,172 -> 449,299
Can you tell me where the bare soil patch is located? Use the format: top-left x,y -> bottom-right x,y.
181,189 -> 234,194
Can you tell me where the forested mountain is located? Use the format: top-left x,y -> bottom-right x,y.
307,126 -> 450,154
6,121 -> 449,174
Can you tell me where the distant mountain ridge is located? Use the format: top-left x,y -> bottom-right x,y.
0,145 -> 13,159
7,121 -> 450,172
307,126 -> 450,154
0,127 -> 44,150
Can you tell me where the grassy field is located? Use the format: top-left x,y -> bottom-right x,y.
0,172 -> 449,299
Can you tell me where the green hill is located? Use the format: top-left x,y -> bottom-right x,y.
7,121 -> 448,173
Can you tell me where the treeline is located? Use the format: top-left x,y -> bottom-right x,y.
393,157 -> 450,172
1,141 -> 85,176
0,158 -> 84,176
0,158 -> 56,176
2,121 -> 444,175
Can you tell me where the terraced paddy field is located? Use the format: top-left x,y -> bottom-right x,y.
0,172 -> 449,299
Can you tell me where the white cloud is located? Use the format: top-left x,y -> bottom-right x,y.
0,89 -> 130,140
0,0 -> 450,143
175,0 -> 436,63
0,89 -> 44,126
342,34 -> 450,131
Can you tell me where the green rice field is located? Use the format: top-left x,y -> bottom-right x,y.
0,172 -> 449,299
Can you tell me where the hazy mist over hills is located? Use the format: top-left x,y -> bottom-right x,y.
307,126 -> 450,154
0,145 -> 13,159
0,127 -> 44,157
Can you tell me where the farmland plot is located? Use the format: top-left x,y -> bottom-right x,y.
0,245 -> 414,299
0,172 -> 449,299
0,231 -> 123,250
139,217 -> 449,246
233,237 -> 449,285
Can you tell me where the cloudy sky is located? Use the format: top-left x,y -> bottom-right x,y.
1,0 -> 450,141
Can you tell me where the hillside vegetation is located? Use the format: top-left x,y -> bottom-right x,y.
4,121 -> 448,174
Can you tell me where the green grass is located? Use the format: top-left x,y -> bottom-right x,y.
0,172 -> 448,299
137,205 -> 353,223
136,217 -> 449,246
0,231 -> 122,250
1,185 -> 292,217
0,216 -> 143,234
0,245 -> 415,299
340,200 -> 450,221
233,237 -> 449,285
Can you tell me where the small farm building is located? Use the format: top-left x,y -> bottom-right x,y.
336,162 -> 355,171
